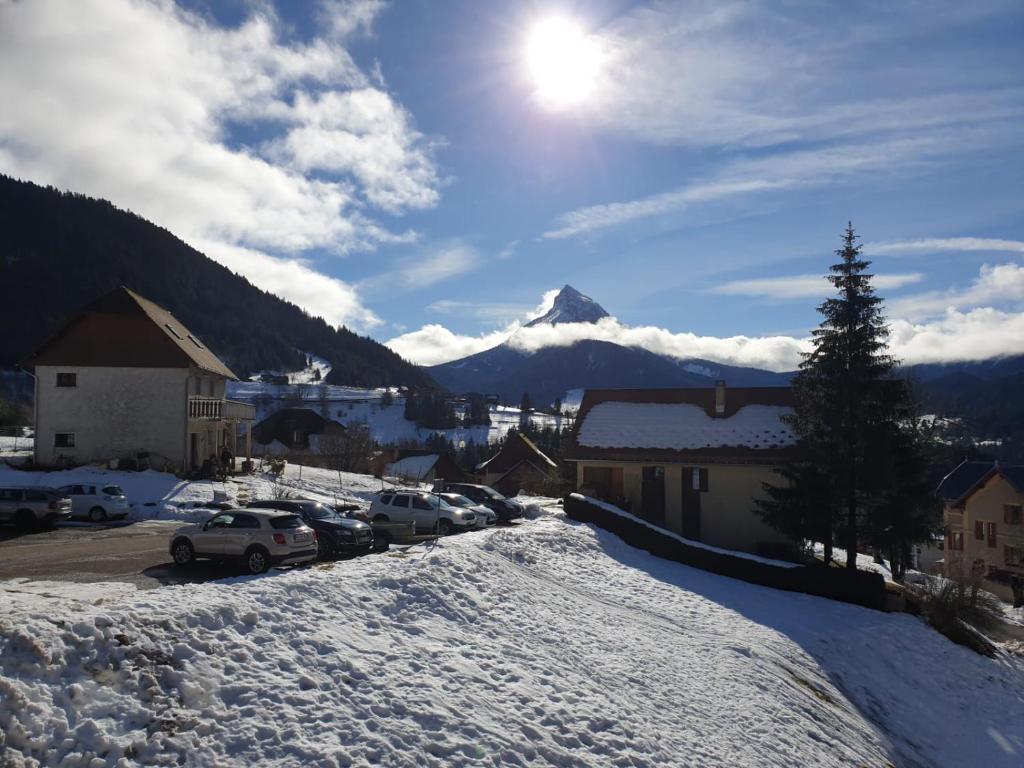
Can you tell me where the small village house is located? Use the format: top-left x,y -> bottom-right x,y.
23,286 -> 255,473
381,449 -> 469,485
937,459 -> 1024,602
566,383 -> 796,558
252,407 -> 346,452
477,430 -> 560,496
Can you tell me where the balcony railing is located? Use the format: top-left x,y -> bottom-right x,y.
189,396 -> 222,420
189,396 -> 256,421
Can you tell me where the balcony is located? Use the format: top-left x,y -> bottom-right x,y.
188,397 -> 255,422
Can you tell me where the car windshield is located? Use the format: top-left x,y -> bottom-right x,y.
480,487 -> 505,500
443,494 -> 474,508
303,504 -> 338,520
102,485 -> 124,496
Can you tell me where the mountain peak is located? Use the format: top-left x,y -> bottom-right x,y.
525,285 -> 610,327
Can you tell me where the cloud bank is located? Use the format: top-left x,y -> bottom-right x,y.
0,0 -> 438,329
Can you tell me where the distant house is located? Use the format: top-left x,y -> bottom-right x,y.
384,450 -> 468,485
478,431 -> 559,496
23,286 -> 255,472
253,408 -> 345,451
937,460 -> 1024,601
566,384 -> 796,558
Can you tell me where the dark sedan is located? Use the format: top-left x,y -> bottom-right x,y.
248,499 -> 373,559
443,483 -> 524,523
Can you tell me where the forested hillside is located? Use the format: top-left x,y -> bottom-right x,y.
0,176 -> 435,389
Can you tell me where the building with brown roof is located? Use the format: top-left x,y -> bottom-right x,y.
937,460 -> 1024,601
567,383 -> 797,557
23,286 -> 254,472
477,430 -> 560,496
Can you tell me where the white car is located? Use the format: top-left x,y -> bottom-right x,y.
439,493 -> 496,529
169,508 -> 318,575
56,483 -> 130,522
368,490 -> 476,535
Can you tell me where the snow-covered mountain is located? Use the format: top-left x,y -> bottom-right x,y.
525,284 -> 610,326
428,285 -> 790,404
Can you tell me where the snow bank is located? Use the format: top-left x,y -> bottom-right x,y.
577,401 -> 796,450
3,516 -> 1022,767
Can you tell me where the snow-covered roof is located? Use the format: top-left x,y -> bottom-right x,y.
385,453 -> 439,480
577,402 -> 796,451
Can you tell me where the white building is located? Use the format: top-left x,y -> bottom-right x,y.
24,286 -> 254,473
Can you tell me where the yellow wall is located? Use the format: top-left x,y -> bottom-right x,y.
575,460 -> 791,555
951,475 -> 1024,593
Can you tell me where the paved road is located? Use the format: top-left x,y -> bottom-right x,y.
0,521 -> 244,590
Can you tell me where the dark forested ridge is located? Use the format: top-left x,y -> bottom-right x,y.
0,175 -> 435,388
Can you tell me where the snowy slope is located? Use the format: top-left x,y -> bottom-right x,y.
249,352 -> 333,385
3,512 -> 1023,767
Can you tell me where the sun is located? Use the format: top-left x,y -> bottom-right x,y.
525,17 -> 602,108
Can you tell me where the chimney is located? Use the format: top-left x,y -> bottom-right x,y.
715,380 -> 726,416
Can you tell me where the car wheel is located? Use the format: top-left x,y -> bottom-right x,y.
171,539 -> 195,566
437,518 -> 453,536
89,506 -> 107,523
14,509 -> 38,532
372,513 -> 389,522
244,546 -> 270,575
317,537 -> 335,561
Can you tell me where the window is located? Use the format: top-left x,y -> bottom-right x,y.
1005,546 -> 1023,567
230,514 -> 260,529
56,372 -> 77,387
986,521 -> 997,548
25,490 -> 47,501
975,520 -> 984,540
379,494 -> 393,505
684,467 -> 709,492
1005,504 -> 1023,526
208,514 -> 234,528
0,489 -> 19,501
947,531 -> 964,551
54,433 -> 75,448
412,496 -> 433,510
164,323 -> 183,340
187,334 -> 204,350
269,515 -> 303,530
392,495 -> 410,508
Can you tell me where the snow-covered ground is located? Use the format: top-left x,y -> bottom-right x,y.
0,431 -> 33,462
249,352 -> 332,385
2,508 -> 1023,766
228,379 -> 562,449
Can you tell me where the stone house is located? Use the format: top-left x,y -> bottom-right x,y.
566,384 -> 796,558
23,286 -> 254,472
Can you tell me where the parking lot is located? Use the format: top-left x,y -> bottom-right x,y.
0,521 -> 251,590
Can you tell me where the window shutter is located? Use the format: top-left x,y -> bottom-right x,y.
975,520 -> 984,540
699,468 -> 709,492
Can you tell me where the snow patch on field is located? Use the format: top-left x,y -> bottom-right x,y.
2,516 -> 1022,767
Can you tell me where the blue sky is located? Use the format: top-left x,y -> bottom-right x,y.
1,0 -> 1022,370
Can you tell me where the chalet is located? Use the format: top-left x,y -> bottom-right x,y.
23,286 -> 255,472
566,384 -> 796,558
937,460 -> 1024,602
478,431 -> 559,496
253,408 -> 346,451
383,450 -> 468,485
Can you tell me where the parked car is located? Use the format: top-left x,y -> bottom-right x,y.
368,490 -> 476,535
0,486 -> 72,530
444,483 -> 524,523
169,508 -> 317,575
247,499 -> 373,559
56,483 -> 130,522
439,492 -> 497,529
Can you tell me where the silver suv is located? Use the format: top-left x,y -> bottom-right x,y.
169,508 -> 317,575
367,490 -> 476,535
0,486 -> 72,530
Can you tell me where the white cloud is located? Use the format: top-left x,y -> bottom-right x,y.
318,0 -> 387,40
864,237 -> 1024,256
0,0 -> 440,330
713,273 -> 924,300
888,262 -> 1024,321
544,132 -> 1002,239
890,308 -> 1024,365
361,243 -> 480,292
386,324 -> 513,366
190,238 -> 381,329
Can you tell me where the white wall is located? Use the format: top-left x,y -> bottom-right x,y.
35,365 -> 189,469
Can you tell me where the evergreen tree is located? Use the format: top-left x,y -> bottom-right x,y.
403,391 -> 419,421
758,224 -> 935,572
